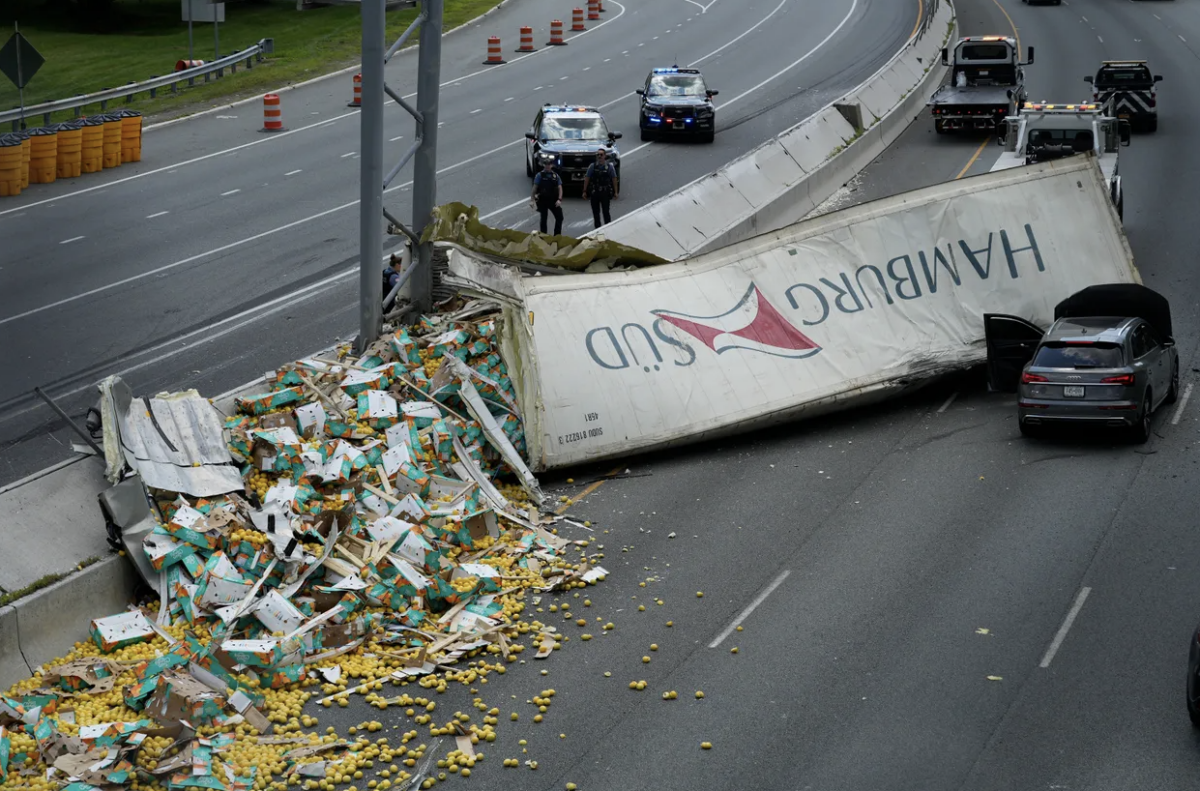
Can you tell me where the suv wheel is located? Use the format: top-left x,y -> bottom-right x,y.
1166,360 -> 1180,404
1132,392 -> 1153,444
1147,116 -> 1158,133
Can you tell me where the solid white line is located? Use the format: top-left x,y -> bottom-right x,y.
709,570 -> 791,648
690,0 -> 788,67
682,0 -> 705,12
482,0 -> 847,224
0,3 -> 633,219
937,392 -> 958,413
285,169 -> 303,176
716,0 -> 859,112
1040,587 -> 1091,668
147,211 -> 170,219
390,135 -> 405,142
60,236 -> 84,244
220,188 -> 241,196
1171,382 -> 1193,425
0,113 -> 353,218
2,0 -> 810,326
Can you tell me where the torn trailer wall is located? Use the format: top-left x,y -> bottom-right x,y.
444,155 -> 1139,472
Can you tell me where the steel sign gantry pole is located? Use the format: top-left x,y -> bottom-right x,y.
358,0 -> 441,353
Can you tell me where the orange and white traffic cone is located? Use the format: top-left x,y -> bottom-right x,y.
349,73 -> 362,107
262,93 -> 283,132
483,35 -> 506,65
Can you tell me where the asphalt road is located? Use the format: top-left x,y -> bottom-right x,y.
0,0 -> 921,485
286,1 -> 1200,789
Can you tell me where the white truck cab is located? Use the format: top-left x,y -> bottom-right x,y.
992,102 -> 1131,220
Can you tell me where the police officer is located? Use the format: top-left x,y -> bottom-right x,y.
531,154 -> 564,236
583,147 -> 619,229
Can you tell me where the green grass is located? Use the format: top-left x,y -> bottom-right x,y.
1,0 -> 502,125
0,555 -> 102,607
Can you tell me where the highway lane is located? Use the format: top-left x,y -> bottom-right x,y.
540,1 -> 1200,789
0,0 -> 921,484
274,1 -> 1200,789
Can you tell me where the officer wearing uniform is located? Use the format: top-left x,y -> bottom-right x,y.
583,148 -> 619,229
531,155 -> 564,235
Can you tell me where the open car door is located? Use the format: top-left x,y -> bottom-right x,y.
984,313 -> 1045,393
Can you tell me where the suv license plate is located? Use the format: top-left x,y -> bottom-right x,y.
1063,386 -> 1085,398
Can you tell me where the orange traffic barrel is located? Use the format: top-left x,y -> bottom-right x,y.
598,0 -> 606,11
517,26 -> 535,52
53,120 -> 84,179
175,59 -> 205,71
349,74 -> 362,107
572,7 -> 585,30
263,93 -> 283,131
548,19 -> 566,45
18,131 -> 30,188
97,113 -> 123,168
114,109 -> 143,163
27,126 -> 58,184
0,134 -> 23,197
80,116 -> 106,174
587,0 -> 599,20
483,35 -> 505,65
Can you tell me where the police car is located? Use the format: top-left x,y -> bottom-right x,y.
636,67 -> 718,142
1085,60 -> 1162,132
524,104 -> 622,185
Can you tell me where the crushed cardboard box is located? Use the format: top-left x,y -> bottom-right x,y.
1,298 -> 611,791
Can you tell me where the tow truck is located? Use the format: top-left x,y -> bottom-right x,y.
992,102 -> 1130,219
928,35 -> 1032,134
1085,60 -> 1162,132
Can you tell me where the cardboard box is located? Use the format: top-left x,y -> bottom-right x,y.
145,672 -> 226,727
196,553 -> 254,609
90,611 -> 156,653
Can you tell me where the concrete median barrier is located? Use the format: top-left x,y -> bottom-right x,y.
593,0 -> 956,261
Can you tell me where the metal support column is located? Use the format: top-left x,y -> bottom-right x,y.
410,0 -> 442,314
358,0 -> 386,350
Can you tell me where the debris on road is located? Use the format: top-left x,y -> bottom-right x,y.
1,299 -> 611,791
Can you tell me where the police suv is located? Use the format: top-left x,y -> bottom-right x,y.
636,67 -> 718,142
1085,60 -> 1162,132
524,104 -> 622,186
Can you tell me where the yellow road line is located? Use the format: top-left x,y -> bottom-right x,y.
954,137 -> 990,179
949,0 -> 1020,181
909,0 -> 924,41
555,464 -> 626,515
991,0 -> 1021,53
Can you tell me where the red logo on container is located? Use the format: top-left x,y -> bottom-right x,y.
652,284 -> 821,359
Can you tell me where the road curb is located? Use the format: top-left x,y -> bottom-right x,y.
144,0 -> 516,133
0,555 -> 138,692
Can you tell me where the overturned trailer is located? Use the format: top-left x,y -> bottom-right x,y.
439,155 -> 1138,471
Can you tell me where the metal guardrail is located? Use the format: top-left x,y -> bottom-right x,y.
916,0 -> 942,40
2,38 -> 275,132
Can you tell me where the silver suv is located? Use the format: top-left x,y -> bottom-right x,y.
984,284 -> 1178,443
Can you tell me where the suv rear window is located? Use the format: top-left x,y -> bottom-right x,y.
1032,342 -> 1124,369
1096,68 -> 1152,86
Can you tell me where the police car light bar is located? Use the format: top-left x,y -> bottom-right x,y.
1101,60 -> 1147,65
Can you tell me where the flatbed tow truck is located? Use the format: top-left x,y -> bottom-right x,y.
928,35 -> 1033,134
992,102 -> 1131,219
